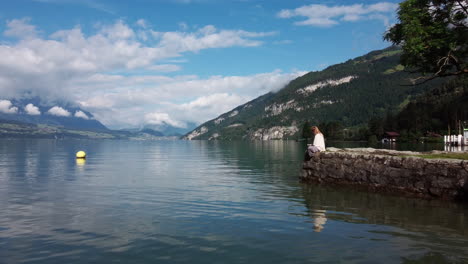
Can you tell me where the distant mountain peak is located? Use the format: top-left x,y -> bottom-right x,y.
0,97 -> 108,131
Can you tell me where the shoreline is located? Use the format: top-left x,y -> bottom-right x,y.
301,148 -> 468,202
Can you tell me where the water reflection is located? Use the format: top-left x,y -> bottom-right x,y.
444,145 -> 467,152
312,209 -> 327,232
76,158 -> 86,167
300,184 -> 468,263
0,139 -> 468,264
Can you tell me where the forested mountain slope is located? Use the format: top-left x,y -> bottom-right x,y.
384,76 -> 468,138
184,46 -> 448,140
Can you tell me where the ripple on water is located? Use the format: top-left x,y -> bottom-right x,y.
0,139 -> 467,264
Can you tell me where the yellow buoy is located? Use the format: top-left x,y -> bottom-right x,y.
76,151 -> 86,159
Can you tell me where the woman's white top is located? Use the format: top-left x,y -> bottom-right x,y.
313,133 -> 326,151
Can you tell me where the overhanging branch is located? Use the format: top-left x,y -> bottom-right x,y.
401,68 -> 468,86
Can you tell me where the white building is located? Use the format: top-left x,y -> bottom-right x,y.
464,129 -> 468,145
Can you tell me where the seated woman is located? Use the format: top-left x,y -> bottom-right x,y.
305,126 -> 326,160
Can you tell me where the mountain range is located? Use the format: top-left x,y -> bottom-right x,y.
0,97 -> 108,131
183,46 -> 449,140
0,98 -> 195,138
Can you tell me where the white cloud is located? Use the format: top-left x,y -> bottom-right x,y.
25,103 -> 41,115
74,110 -> 89,119
171,93 -> 250,124
78,70 -> 306,127
0,100 -> 18,114
278,2 -> 398,27
0,18 -> 295,128
148,64 -> 182,72
99,20 -> 135,40
155,25 -> 277,53
4,18 -> 38,38
0,19 -> 275,100
47,106 -> 71,117
179,22 -> 189,31
144,112 -> 185,128
136,19 -> 148,28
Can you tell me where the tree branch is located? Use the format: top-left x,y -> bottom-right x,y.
456,0 -> 468,15
401,68 -> 468,86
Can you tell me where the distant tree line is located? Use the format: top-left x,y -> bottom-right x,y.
300,75 -> 467,142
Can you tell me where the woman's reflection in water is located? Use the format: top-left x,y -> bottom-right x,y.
312,209 -> 327,232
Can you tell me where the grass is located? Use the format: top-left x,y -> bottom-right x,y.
372,50 -> 402,60
383,64 -> 405,75
404,153 -> 468,160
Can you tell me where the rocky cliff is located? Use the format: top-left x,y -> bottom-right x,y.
183,46 -> 447,140
301,148 -> 468,201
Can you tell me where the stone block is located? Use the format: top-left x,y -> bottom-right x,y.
401,157 -> 425,171
373,156 -> 386,164
389,157 -> 403,168
447,163 -> 463,177
431,177 -> 454,189
320,158 -> 338,166
462,161 -> 468,172
455,170 -> 468,181
361,155 -> 372,161
343,158 -> 354,166
429,187 -> 442,196
457,179 -> 466,188
303,161 -> 315,169
425,163 -> 447,177
354,159 -> 371,172
413,180 -> 426,190
384,167 -> 403,179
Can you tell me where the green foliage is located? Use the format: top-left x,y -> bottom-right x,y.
368,117 -> 385,138
301,121 -> 312,139
387,76 -> 468,135
372,50 -> 402,60
384,0 -> 468,78
319,121 -> 344,140
368,135 -> 378,145
384,64 -> 405,75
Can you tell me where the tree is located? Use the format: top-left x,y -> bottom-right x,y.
368,117 -> 385,138
384,0 -> 468,83
302,121 -> 312,139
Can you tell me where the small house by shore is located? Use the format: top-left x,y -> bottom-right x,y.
382,131 -> 400,143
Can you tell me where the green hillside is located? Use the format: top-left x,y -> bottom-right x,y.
380,76 -> 468,141
183,46 -> 448,140
0,119 -> 120,139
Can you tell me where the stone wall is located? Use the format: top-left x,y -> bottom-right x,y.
301,148 -> 468,201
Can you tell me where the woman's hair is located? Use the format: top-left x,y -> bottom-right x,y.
311,126 -> 322,134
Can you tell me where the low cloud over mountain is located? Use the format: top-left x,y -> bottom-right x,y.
0,18 -> 303,129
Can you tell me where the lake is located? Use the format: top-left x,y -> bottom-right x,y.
0,139 -> 467,263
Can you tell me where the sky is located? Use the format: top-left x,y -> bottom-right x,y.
0,0 -> 401,129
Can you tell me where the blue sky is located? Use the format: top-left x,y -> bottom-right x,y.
0,0 -> 401,128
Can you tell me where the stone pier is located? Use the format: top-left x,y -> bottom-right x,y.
301,148 -> 468,201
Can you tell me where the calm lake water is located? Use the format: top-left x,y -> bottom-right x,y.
0,139 -> 467,264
